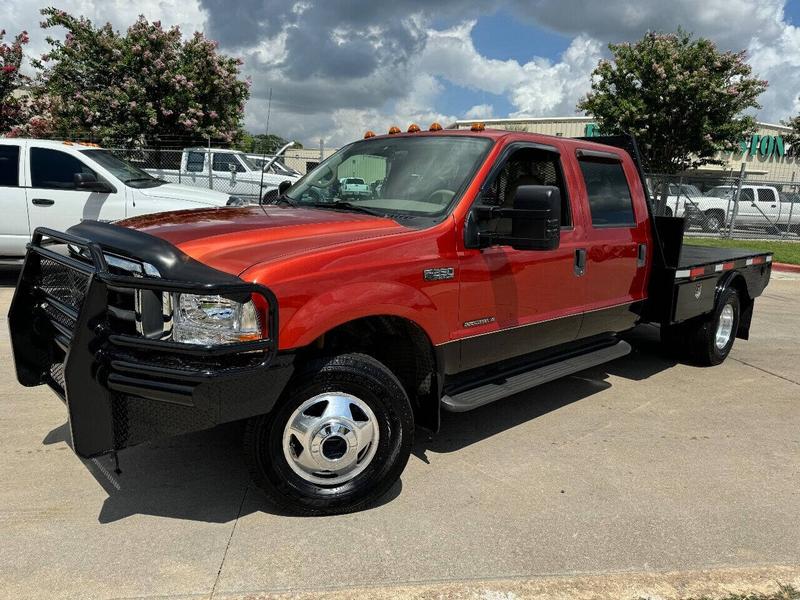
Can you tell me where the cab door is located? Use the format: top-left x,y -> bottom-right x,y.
0,142 -> 31,257
456,141 -> 587,371
26,146 -> 124,233
570,148 -> 651,338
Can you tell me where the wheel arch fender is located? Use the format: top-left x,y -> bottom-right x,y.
716,271 -> 752,340
280,281 -> 445,350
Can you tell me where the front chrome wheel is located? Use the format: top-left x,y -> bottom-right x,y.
282,392 -> 380,486
715,302 -> 735,350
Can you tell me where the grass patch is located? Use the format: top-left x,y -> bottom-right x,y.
685,237 -> 800,265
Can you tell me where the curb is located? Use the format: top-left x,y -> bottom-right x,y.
773,261 -> 800,273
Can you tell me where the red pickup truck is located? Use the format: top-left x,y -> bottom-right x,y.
9,127 -> 773,515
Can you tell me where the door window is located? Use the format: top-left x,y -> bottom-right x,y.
738,189 -> 754,203
480,147 -> 571,232
186,151 -> 205,172
30,148 -> 96,190
757,189 -> 774,203
578,159 -> 635,227
212,153 -> 245,173
0,145 -> 20,187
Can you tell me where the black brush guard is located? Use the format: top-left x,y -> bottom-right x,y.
9,227 -> 293,458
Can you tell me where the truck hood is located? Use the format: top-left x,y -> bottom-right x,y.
117,206 -> 407,275
137,183 -> 231,206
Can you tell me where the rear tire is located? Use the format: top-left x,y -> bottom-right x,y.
661,287 -> 741,366
244,353 -> 414,516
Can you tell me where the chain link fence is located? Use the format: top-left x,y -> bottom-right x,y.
647,170 -> 800,240
107,146 -> 321,201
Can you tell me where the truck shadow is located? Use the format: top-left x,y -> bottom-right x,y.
415,324 -> 675,457
41,325 -> 673,524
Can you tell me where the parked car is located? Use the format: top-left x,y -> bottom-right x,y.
338,176 -> 370,198
705,185 -> 797,232
145,143 -> 300,202
651,181 -> 732,231
10,130 -> 773,515
0,139 -> 246,260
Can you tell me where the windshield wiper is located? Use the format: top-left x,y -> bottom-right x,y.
125,177 -> 157,183
307,201 -> 387,217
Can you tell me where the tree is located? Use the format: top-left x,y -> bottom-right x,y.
0,29 -> 31,133
578,31 -> 768,174
238,133 -> 301,154
783,103 -> 800,147
32,7 -> 250,147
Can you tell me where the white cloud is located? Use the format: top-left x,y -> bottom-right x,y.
464,103 -> 494,119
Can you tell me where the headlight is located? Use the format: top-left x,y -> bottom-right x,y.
173,294 -> 262,345
227,195 -> 248,206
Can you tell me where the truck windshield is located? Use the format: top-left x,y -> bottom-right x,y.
80,149 -> 165,188
238,154 -> 261,171
284,135 -> 493,217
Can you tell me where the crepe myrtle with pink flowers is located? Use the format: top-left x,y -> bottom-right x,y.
0,29 -> 32,133
578,30 -> 768,174
30,7 -> 249,147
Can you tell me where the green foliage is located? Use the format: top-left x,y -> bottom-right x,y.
30,7 -> 250,146
238,133 -> 301,154
578,30 -> 767,174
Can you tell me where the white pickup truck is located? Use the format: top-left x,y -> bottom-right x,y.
145,143 -> 301,203
0,139 -> 245,260
705,184 -> 799,233
655,182 -> 732,232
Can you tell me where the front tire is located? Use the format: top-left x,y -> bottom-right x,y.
703,210 -> 724,232
244,353 -> 414,515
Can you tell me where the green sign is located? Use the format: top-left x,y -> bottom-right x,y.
584,123 -> 601,137
738,134 -> 786,159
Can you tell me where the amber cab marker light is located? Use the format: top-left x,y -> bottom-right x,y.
429,122 -> 443,132
364,130 -> 376,139
407,123 -> 421,133
470,122 -> 485,132
388,125 -> 401,134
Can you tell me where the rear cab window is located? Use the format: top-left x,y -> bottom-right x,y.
186,151 -> 206,172
576,153 -> 636,227
0,145 -> 20,187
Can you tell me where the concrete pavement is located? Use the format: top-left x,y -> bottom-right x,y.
0,269 -> 798,599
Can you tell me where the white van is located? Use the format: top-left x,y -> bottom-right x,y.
0,139 -> 246,260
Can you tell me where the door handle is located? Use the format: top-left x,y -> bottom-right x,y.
574,248 -> 586,277
31,198 -> 55,206
637,243 -> 647,267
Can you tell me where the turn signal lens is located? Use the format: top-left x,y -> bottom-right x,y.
407,123 -> 420,133
429,122 -> 443,131
470,122 -> 485,131
364,130 -> 376,139
388,125 -> 401,134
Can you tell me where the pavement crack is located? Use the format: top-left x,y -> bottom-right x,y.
729,356 -> 800,386
209,484 -> 249,599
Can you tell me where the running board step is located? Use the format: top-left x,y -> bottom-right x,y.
442,340 -> 631,413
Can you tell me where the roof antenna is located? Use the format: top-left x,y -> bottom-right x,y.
258,87 -> 273,203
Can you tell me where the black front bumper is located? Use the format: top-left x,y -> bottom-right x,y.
9,227 -> 293,458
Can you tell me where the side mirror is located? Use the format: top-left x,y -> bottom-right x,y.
469,185 -> 561,251
74,172 -> 112,193
278,180 -> 292,196
228,163 -> 237,173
